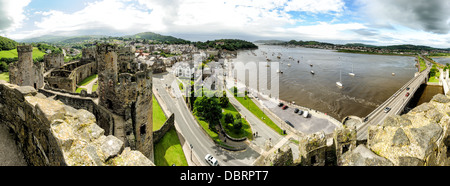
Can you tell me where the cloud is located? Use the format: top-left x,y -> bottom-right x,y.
284,0 -> 345,14
357,0 -> 450,34
0,0 -> 31,33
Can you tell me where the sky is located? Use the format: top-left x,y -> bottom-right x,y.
1,0 -> 450,48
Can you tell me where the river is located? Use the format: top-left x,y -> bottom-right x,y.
233,45 -> 417,121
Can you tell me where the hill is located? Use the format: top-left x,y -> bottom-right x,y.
193,39 -> 258,51
125,32 -> 191,44
0,36 -> 18,51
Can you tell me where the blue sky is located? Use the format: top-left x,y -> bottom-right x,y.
1,0 -> 450,48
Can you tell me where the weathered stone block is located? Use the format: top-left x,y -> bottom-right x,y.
100,135 -> 124,160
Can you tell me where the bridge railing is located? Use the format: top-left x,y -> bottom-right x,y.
363,63 -> 430,123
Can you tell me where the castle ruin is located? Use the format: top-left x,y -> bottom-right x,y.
9,45 -> 44,90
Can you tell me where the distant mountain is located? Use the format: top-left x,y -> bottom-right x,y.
125,32 -> 191,44
20,35 -> 106,44
253,40 -> 286,44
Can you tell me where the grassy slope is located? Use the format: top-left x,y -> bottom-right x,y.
153,95 -> 167,131
154,129 -> 188,166
235,95 -> 285,135
0,47 -> 46,59
153,94 -> 187,166
0,72 -> 9,82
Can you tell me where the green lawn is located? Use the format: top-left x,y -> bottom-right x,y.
153,95 -> 167,131
78,74 -> 98,86
92,83 -> 98,92
0,47 -> 46,60
0,72 -> 9,82
220,102 -> 253,140
75,87 -> 87,93
154,129 -> 188,166
235,95 -> 285,136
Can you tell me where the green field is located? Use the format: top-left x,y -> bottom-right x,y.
235,95 -> 285,136
0,72 -> 9,82
0,47 -> 46,60
154,129 -> 188,166
153,95 -> 167,131
152,94 -> 187,166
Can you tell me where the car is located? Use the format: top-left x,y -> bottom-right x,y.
406,92 -> 410,97
384,107 -> 391,113
303,111 -> 309,118
282,105 -> 288,110
406,87 -> 410,91
298,110 -> 304,115
285,120 -> 294,127
294,108 -> 299,113
278,102 -> 284,107
205,154 -> 219,166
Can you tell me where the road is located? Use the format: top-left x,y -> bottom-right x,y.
153,72 -> 261,166
357,56 -> 432,140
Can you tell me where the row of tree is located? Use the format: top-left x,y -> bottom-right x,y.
194,39 -> 258,51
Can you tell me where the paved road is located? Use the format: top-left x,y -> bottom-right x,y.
153,72 -> 260,166
357,57 -> 431,140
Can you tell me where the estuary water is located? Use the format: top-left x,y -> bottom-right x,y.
233,45 -> 417,121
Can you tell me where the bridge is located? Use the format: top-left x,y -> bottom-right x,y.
356,55 -> 432,141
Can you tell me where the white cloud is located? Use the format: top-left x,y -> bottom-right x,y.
0,0 -> 31,34
284,0 -> 345,14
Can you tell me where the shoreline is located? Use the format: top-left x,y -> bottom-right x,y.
224,75 -> 343,133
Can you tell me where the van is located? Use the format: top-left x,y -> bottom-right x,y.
303,111 -> 309,118
205,154 -> 219,166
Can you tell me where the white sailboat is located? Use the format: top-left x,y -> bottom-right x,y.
337,69 -> 343,87
349,64 -> 355,76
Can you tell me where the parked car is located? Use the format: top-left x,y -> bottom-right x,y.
205,154 -> 219,166
406,92 -> 410,97
282,105 -> 288,110
285,120 -> 294,127
294,108 -> 299,113
278,102 -> 284,107
303,111 -> 309,118
406,87 -> 410,91
384,107 -> 391,113
298,110 -> 304,115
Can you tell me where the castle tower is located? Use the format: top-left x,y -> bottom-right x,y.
9,45 -> 44,89
96,43 -> 154,161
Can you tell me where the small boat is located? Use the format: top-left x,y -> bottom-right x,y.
336,69 -> 343,87
310,64 -> 313,67
287,64 -> 291,67
392,73 -> 395,76
277,69 -> 283,73
349,64 -> 355,76
311,70 -> 315,75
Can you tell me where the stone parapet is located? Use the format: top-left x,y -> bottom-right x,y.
0,80 -> 153,166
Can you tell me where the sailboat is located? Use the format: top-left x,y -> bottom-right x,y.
336,69 -> 343,87
349,64 -> 355,76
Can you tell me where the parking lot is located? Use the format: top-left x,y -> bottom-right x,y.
257,95 -> 338,135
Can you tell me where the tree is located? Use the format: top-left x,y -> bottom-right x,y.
194,96 -> 223,130
233,118 -> 242,130
219,91 -> 229,108
224,113 -> 234,124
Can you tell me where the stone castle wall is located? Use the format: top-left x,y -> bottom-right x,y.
0,80 -> 153,166
9,45 -> 44,90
